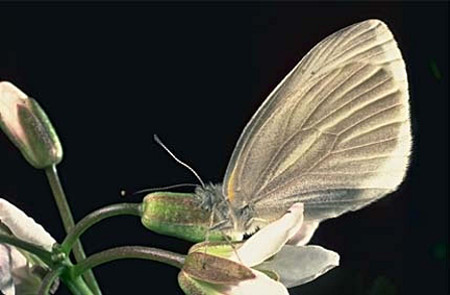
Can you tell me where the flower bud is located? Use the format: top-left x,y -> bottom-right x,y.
178,241 -> 288,295
141,192 -> 224,242
0,82 -> 63,169
183,252 -> 255,284
178,242 -> 255,295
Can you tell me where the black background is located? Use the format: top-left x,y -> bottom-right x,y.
0,2 -> 447,295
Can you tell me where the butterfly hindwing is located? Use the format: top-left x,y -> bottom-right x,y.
223,19 -> 411,223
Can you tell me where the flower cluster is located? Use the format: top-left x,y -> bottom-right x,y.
0,198 -> 57,295
0,82 -> 340,295
179,203 -> 339,294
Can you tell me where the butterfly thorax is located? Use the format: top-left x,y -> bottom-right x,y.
195,183 -> 256,240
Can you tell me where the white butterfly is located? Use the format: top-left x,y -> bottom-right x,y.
195,19 -> 411,242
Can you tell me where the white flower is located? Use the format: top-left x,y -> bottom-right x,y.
179,203 -> 339,294
0,198 -> 57,295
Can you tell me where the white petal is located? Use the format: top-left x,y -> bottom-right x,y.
0,82 -> 29,144
0,198 -> 56,251
4,246 -> 30,291
231,203 -> 304,267
257,245 -> 339,288
0,244 -> 15,295
9,247 -> 27,270
1,283 -> 15,295
228,269 -> 288,295
287,220 -> 320,246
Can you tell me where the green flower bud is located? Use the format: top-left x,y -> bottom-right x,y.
183,252 -> 255,284
177,241 -> 286,295
0,82 -> 63,169
178,251 -> 255,295
141,192 -> 224,242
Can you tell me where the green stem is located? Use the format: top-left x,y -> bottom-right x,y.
45,165 -> 75,236
61,203 -> 142,254
0,233 -> 53,266
45,165 -> 101,295
39,262 -> 95,295
61,276 -> 95,295
72,246 -> 185,278
38,268 -> 63,295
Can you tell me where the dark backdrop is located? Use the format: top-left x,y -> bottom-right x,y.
0,2 -> 447,295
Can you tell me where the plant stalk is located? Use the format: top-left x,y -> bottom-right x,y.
61,203 -> 141,254
45,165 -> 101,294
72,246 -> 185,278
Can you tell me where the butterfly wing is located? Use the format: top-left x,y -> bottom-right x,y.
223,19 -> 411,223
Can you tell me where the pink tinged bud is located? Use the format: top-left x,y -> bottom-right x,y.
0,82 -> 62,169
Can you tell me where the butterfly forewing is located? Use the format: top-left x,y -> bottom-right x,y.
223,19 -> 411,223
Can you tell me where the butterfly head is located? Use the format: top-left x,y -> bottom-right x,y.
195,183 -> 259,240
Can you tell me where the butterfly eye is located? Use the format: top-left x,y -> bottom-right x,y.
240,205 -> 253,217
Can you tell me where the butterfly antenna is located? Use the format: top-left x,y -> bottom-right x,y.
132,183 -> 198,196
154,134 -> 206,188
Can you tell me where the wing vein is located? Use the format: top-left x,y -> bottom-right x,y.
308,72 -> 393,129
334,136 -> 401,153
337,102 -> 404,136
300,63 -> 369,130
340,119 -> 409,145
